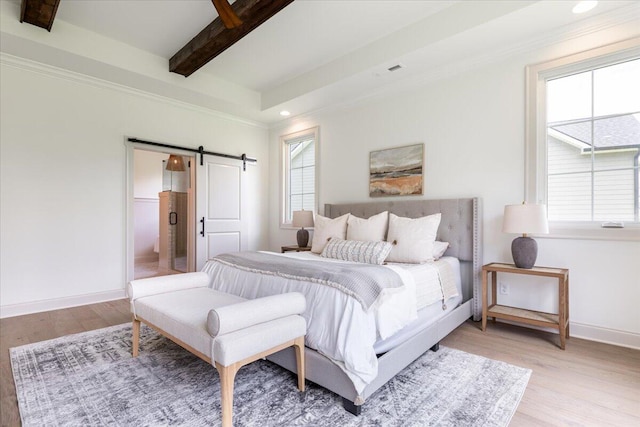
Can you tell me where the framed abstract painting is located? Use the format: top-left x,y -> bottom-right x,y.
369,143 -> 423,197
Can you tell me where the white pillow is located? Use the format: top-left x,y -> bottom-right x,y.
433,241 -> 449,260
346,211 -> 388,242
386,213 -> 441,263
311,213 -> 349,254
321,238 -> 392,265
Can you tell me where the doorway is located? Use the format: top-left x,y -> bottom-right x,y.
131,148 -> 195,280
126,139 -> 255,283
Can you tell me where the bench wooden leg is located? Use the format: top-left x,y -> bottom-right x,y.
132,318 -> 141,357
293,336 -> 305,392
216,362 -> 239,427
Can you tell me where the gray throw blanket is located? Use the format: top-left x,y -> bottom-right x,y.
212,252 -> 404,311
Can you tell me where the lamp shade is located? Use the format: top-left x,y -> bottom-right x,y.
502,203 -> 549,235
166,155 -> 186,172
292,210 -> 314,228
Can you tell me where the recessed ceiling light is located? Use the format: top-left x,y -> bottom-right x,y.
572,1 -> 597,14
280,110 -> 291,117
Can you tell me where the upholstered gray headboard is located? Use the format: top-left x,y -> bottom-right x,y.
324,198 -> 482,320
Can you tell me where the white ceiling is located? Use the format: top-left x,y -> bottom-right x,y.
53,0 -> 456,91
202,1 -> 456,91
1,0 -> 639,124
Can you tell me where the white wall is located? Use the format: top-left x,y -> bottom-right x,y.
0,61 -> 269,316
133,199 -> 159,262
269,34 -> 640,348
134,150 -> 166,199
133,150 -> 166,262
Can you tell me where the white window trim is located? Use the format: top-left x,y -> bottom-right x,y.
280,126 -> 319,229
525,37 -> 640,241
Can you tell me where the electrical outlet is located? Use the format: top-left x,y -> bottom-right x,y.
499,282 -> 509,295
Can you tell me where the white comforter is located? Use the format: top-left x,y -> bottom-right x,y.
202,251 -> 420,396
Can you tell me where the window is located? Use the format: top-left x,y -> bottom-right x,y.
547,59 -> 639,222
281,127 -> 318,225
526,39 -> 640,240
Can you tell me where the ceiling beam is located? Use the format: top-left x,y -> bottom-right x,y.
170,0 -> 294,77
20,0 -> 60,32
212,0 -> 243,29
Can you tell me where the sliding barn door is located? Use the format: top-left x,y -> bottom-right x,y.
195,155 -> 249,270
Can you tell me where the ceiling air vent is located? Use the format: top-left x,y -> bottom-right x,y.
373,63 -> 406,77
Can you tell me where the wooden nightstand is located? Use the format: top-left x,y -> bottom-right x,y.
281,245 -> 312,253
481,262 -> 570,349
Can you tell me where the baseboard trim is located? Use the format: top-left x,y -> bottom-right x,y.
494,319 -> 639,350
135,255 -> 159,263
0,289 -> 127,319
570,322 -> 640,350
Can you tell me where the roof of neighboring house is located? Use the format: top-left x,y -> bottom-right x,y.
549,113 -> 640,150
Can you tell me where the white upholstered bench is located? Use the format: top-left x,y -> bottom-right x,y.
127,272 -> 306,427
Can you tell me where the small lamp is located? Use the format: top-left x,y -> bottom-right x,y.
292,210 -> 314,248
502,202 -> 549,269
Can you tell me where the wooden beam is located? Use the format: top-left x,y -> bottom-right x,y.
170,0 -> 295,77
20,0 -> 60,32
212,0 -> 243,29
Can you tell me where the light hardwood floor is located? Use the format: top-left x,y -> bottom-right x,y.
1,300 -> 639,426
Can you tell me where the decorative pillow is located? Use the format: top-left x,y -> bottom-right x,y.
321,238 -> 393,265
386,213 -> 441,263
346,211 -> 388,242
433,241 -> 450,260
311,213 -> 349,254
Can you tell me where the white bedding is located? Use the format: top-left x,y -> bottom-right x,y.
202,251 -> 460,397
374,257 -> 463,354
393,256 -> 460,310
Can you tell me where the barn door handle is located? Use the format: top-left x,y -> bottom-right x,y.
169,212 -> 177,225
200,217 -> 205,237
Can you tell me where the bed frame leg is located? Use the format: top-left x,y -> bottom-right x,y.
430,342 -> 440,352
342,397 -> 362,416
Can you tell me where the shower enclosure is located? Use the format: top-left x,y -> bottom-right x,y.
158,156 -> 190,273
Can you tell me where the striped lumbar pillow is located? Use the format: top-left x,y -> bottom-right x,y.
321,238 -> 392,265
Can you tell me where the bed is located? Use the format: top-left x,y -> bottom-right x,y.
204,198 -> 482,414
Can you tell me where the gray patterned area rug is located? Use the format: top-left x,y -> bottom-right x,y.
11,323 -> 530,426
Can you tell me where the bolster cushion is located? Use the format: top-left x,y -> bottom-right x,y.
206,292 -> 306,338
127,272 -> 209,302
214,315 -> 307,366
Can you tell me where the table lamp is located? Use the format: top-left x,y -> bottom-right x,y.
292,210 -> 314,248
502,203 -> 549,269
